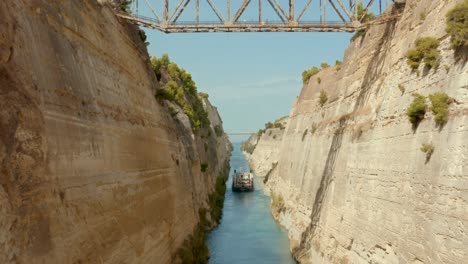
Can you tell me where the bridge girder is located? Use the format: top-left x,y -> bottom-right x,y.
119,0 -> 398,33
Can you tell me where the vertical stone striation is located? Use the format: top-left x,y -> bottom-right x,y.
252,0 -> 468,263
244,117 -> 288,177
0,0 -> 231,263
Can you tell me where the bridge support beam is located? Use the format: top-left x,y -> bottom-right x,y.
117,0 -> 396,33
289,0 -> 294,22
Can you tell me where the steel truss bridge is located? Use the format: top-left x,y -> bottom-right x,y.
117,0 -> 401,33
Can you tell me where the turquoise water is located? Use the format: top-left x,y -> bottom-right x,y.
207,143 -> 296,264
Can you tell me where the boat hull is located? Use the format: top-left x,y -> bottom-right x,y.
232,182 -> 254,192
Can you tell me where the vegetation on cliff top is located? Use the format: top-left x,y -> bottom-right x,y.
302,66 -> 320,84
406,37 -> 440,70
254,119 -> 286,138
446,0 -> 468,50
302,60 -> 342,84
152,54 -> 210,132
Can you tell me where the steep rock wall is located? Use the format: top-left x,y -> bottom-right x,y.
0,1 -> 231,263
243,118 -> 288,176
256,0 -> 467,263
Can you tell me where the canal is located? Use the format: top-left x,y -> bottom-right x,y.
207,143 -> 296,264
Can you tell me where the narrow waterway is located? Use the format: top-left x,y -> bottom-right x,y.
207,143 -> 296,264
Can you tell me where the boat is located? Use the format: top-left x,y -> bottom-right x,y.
232,169 -> 254,192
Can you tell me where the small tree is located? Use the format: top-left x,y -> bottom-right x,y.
302,66 -> 320,84
446,0 -> 468,50
118,0 -> 131,13
406,37 -> 440,70
420,143 -> 434,162
321,62 -> 330,69
428,92 -> 451,125
319,90 -> 328,107
335,60 -> 343,71
407,94 -> 426,126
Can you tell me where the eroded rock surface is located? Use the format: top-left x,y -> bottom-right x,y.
0,1 -> 231,263
247,0 -> 468,263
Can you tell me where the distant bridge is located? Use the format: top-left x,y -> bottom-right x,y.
118,0 -> 401,33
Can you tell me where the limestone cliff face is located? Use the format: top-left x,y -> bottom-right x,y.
249,0 -> 468,263
0,1 -> 231,263
243,117 -> 288,177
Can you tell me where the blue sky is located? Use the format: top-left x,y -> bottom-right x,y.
137,1 -> 390,142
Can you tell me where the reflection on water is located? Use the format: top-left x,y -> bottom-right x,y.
207,143 -> 296,264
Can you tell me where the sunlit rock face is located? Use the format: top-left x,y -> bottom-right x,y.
248,0 -> 468,263
244,117 -> 288,177
0,1 -> 231,263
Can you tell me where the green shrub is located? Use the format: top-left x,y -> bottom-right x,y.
319,90 -> 328,107
208,175 -> 228,224
407,94 -> 426,126
257,129 -> 264,137
420,143 -> 434,161
138,29 -> 149,46
446,0 -> 468,50
406,37 -> 440,70
317,77 -> 321,84
176,168 -> 229,264
168,105 -> 177,117
321,62 -> 330,69
335,60 -> 342,71
265,122 -> 274,129
273,122 -> 285,129
302,66 -> 320,84
167,63 -> 180,79
156,81 -> 180,101
177,225 -> 209,264
200,163 -> 208,173
199,92 -> 209,99
429,92 -> 451,125
119,0 -> 131,13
